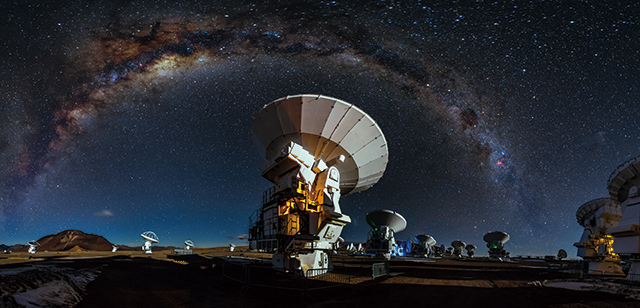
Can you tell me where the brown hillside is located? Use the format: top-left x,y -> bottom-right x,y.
34,229 -> 115,252
67,245 -> 88,252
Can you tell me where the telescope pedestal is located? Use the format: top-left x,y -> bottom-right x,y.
627,262 -> 640,281
272,250 -> 332,277
586,259 -> 624,276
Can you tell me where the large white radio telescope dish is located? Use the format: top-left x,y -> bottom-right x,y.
252,94 -> 388,195
366,209 -> 407,232
576,198 -> 620,227
608,155 -> 640,203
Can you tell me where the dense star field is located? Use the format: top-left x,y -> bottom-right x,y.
1,0 -> 638,255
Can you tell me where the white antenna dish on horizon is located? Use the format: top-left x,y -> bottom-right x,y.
465,244 -> 477,257
451,240 -> 466,258
484,231 -> 510,244
366,209 -> 407,232
557,249 -> 567,260
484,231 -> 510,259
229,244 -> 236,252
366,209 -> 407,260
27,241 -> 39,254
141,231 -> 159,253
112,245 -> 118,253
415,234 -> 436,246
184,240 -> 194,250
414,234 -> 436,257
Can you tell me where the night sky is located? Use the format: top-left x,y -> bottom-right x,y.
1,0 -> 638,256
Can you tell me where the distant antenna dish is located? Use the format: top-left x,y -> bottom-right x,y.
484,231 -> 510,259
141,231 -> 159,253
112,245 -> 118,253
484,231 -> 510,244
252,94 -> 389,195
414,234 -> 436,257
184,240 -> 194,250
415,234 -> 436,246
451,240 -> 466,258
366,209 -> 407,259
451,240 -> 466,249
607,155 -> 640,203
465,244 -> 477,257
366,209 -> 407,232
557,249 -> 568,260
27,241 -> 39,254
229,244 -> 236,252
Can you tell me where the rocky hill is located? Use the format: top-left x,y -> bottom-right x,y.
18,229 -> 115,252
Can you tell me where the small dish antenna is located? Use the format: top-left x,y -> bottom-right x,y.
184,240 -> 194,250
414,234 -> 436,257
365,209 -> 407,259
141,231 -> 159,253
27,241 -> 39,254
557,249 -> 567,260
451,240 -> 466,258
465,244 -> 477,257
484,231 -> 510,259
229,244 -> 236,252
112,245 -> 118,253
438,244 -> 446,257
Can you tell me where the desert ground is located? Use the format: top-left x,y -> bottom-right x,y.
1,248 -> 639,308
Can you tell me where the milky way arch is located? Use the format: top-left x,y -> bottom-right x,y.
1,5 -> 515,230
